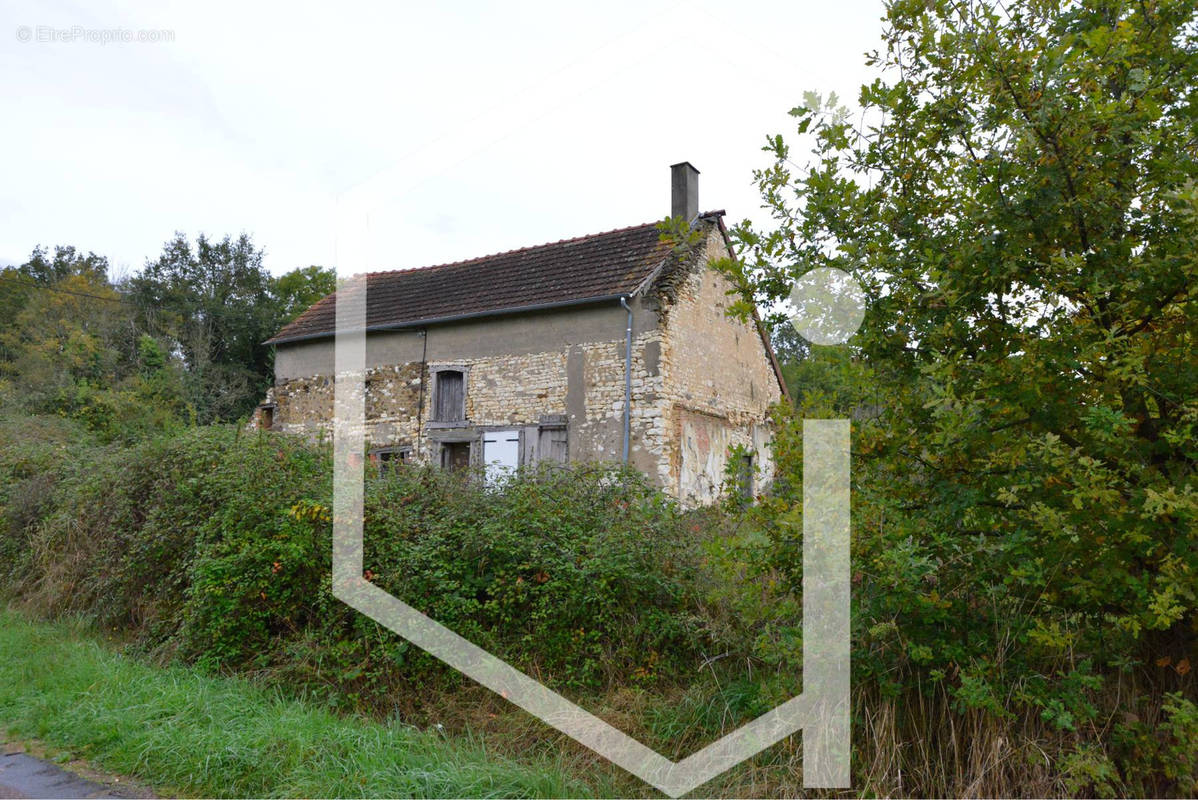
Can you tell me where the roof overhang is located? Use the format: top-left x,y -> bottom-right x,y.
265,293 -> 631,346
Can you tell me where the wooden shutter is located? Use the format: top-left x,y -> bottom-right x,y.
434,371 -> 464,421
535,415 -> 568,464
537,426 -> 568,463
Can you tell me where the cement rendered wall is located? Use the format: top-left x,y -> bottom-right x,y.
269,230 -> 781,505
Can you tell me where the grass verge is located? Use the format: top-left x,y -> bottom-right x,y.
0,608 -> 600,798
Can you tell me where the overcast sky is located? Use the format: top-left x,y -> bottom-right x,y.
1,1 -> 887,278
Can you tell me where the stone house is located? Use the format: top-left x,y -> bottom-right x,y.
259,163 -> 786,505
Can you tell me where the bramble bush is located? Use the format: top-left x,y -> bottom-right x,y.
0,416 -> 733,707
363,462 -> 716,688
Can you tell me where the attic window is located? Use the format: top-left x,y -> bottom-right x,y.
432,369 -> 466,422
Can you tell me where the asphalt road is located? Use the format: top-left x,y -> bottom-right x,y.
0,750 -> 145,799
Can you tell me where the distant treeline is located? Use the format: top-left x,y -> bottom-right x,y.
0,234 -> 334,435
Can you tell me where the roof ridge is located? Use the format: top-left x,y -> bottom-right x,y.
362,218 -> 664,278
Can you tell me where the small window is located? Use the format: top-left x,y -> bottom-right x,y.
433,370 -> 466,422
370,446 -> 411,474
440,441 -> 470,472
738,453 -> 754,501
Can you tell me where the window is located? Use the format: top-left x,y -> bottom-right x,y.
370,446 -> 411,474
433,369 -> 465,422
440,441 -> 470,471
738,453 -> 754,501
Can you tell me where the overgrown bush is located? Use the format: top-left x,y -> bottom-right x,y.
717,399 -> 1198,796
0,418 -> 731,709
4,410 -> 1195,795
0,414 -> 100,586
362,463 -> 713,688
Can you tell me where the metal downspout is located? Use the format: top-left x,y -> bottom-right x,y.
619,297 -> 632,464
415,328 -> 428,458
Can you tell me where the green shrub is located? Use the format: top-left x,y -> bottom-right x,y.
0,413 -> 99,585
5,411 -> 1195,795
1108,692 -> 1198,797
362,463 -> 712,688
0,421 -> 729,706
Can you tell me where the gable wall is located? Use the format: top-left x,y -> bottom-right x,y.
654,229 -> 782,504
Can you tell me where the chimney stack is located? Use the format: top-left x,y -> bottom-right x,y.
670,161 -> 699,221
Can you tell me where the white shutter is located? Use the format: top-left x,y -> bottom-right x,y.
483,429 -> 520,484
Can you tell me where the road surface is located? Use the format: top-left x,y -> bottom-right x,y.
0,745 -> 152,799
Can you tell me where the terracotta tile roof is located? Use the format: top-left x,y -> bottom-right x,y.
266,220 -> 676,344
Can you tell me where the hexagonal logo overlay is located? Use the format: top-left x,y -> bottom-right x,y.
331,274 -> 851,797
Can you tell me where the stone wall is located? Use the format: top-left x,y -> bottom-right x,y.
463,349 -> 568,427
654,230 -> 782,504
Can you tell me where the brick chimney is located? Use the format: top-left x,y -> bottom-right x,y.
671,161 -> 699,221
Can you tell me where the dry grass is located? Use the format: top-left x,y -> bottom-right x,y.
367,671 -> 1193,798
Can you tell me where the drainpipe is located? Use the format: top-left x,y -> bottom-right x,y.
619,296 -> 633,464
415,328 -> 428,459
